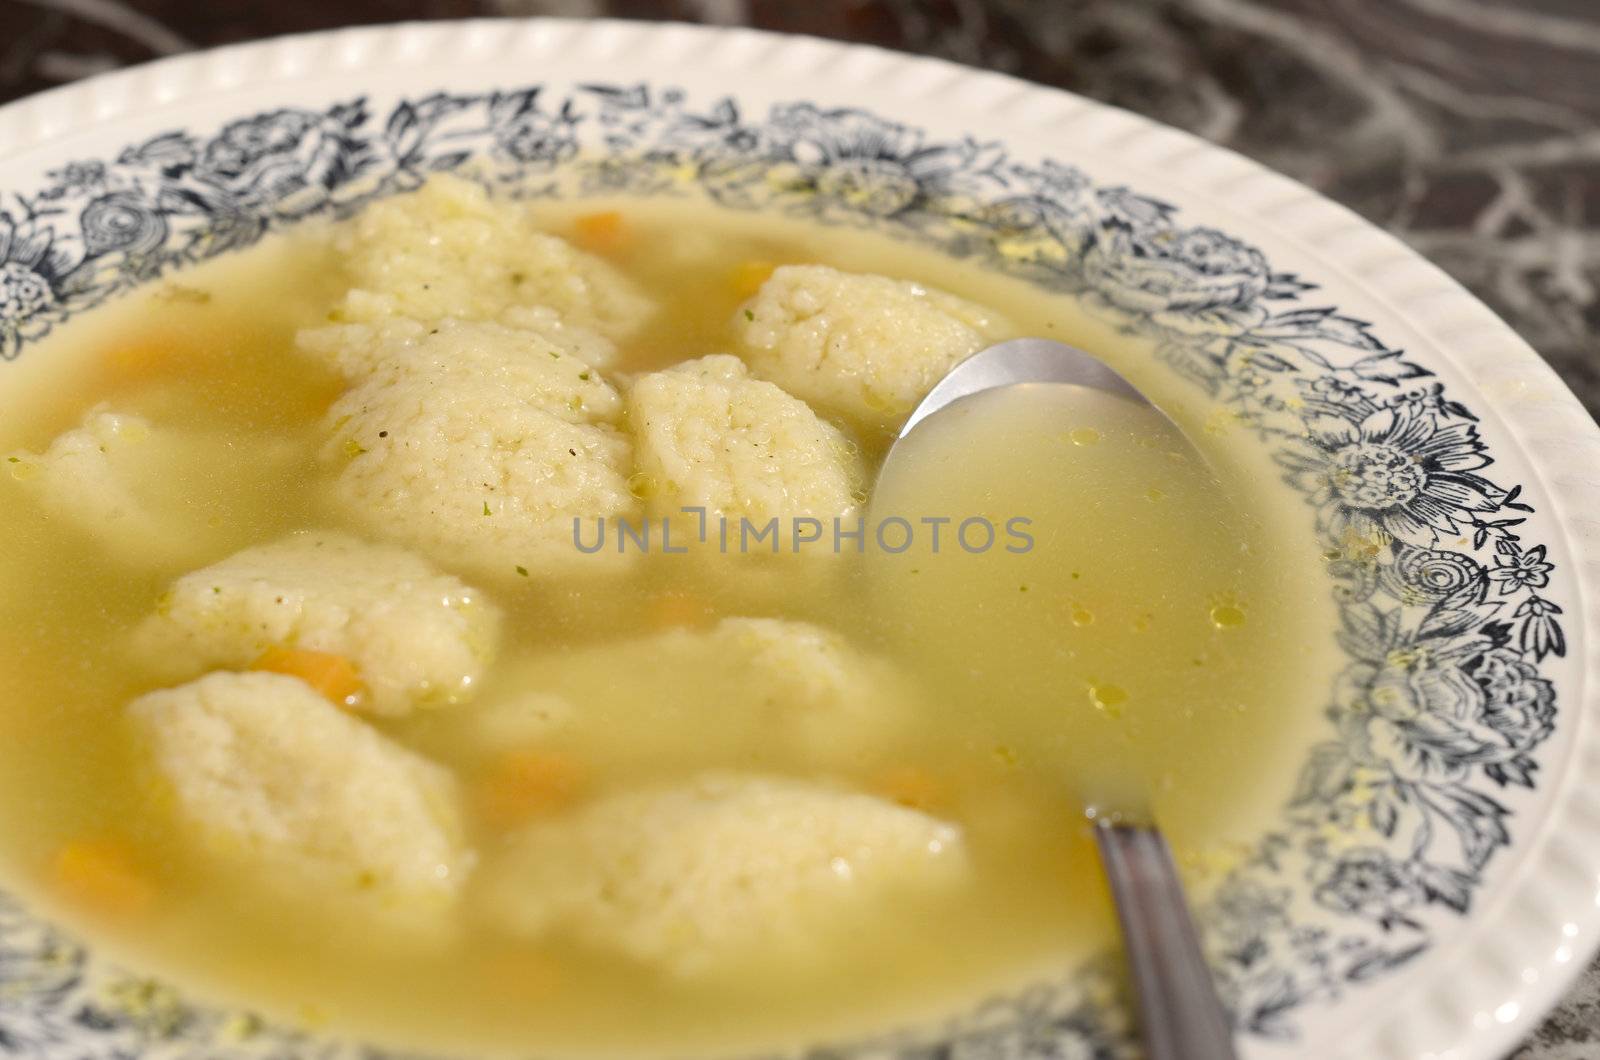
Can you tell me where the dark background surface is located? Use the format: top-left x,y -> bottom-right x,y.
2,0 -> 1598,1055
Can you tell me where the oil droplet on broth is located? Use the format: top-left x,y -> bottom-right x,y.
625,471 -> 657,499
1089,683 -> 1128,717
1070,606 -> 1094,627
861,386 -> 894,412
1068,427 -> 1101,447
1210,604 -> 1247,629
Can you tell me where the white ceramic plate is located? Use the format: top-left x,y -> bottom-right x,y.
2,19 -> 1598,1060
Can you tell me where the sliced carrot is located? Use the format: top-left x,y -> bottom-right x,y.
479,948 -> 564,1000
252,646 -> 365,709
645,592 -> 713,630
475,750 -> 586,829
571,210 -> 626,254
100,335 -> 191,392
729,259 -> 775,299
53,838 -> 154,917
870,765 -> 944,812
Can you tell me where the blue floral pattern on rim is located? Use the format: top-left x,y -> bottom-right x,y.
0,83 -> 1566,1058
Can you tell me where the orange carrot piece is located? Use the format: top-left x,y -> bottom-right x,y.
645,592 -> 712,630
871,765 -> 944,811
252,646 -> 365,709
572,210 -> 626,254
100,336 -> 188,392
479,948 -> 564,1000
53,838 -> 154,917
475,751 -> 586,829
729,259 -> 775,299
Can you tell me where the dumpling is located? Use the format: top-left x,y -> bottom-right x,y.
7,409 -> 188,564
321,319 -> 637,580
444,689 -> 578,761
626,354 -> 862,551
481,772 -> 967,975
300,301 -> 620,380
131,530 -> 500,716
4,407 -> 305,570
128,671 -> 471,906
307,173 -> 655,344
478,616 -> 915,768
735,264 -> 1011,437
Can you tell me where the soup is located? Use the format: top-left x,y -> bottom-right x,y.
0,174 -> 1338,1056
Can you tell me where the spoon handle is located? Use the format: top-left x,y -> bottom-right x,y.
1093,822 -> 1238,1060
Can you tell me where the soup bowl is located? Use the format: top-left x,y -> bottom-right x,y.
2,18 -> 1598,1060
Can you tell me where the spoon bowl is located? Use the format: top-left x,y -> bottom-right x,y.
897,338 -> 1160,441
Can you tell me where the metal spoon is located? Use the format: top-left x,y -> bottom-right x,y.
885,337 -> 1239,1060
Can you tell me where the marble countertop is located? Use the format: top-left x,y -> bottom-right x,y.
2,0 -> 1597,1056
